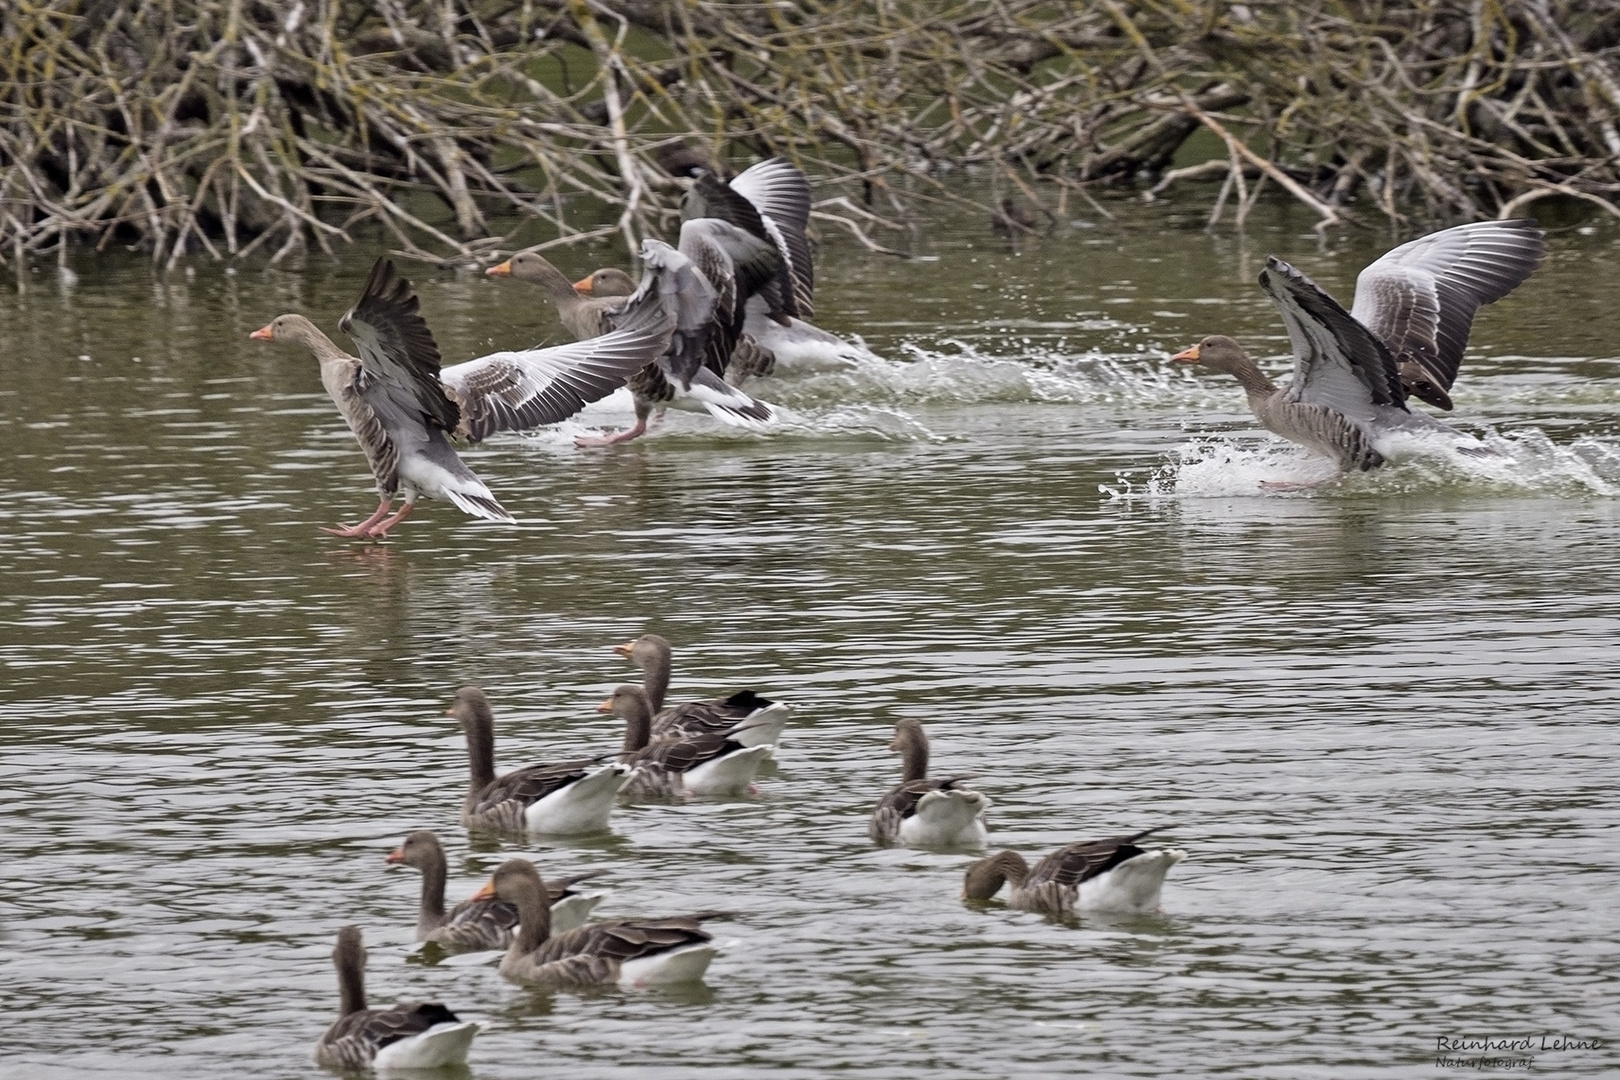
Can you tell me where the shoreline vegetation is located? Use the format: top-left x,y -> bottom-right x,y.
3,1 -> 1619,268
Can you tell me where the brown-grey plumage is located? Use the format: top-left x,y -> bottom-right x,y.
675,217 -> 784,386
601,684 -> 767,798
868,718 -> 989,846
613,633 -> 792,746
476,858 -> 716,987
384,829 -> 600,951
313,926 -> 476,1070
249,259 -> 513,537
1173,219 -> 1545,472
452,686 -> 626,834
727,157 -> 816,318
962,828 -> 1171,914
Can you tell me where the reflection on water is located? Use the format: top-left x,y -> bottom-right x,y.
2,198 -> 1618,1078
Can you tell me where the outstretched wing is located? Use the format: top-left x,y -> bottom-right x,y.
339,258 -> 460,433
678,218 -> 782,382
729,157 -> 815,316
1349,218 -> 1545,410
682,172 -> 798,321
1262,255 -> 1405,420
625,238 -> 720,388
441,288 -> 673,441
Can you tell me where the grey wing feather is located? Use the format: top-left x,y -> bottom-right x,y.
440,289 -> 673,440
678,218 -> 782,382
316,1002 -> 461,1068
729,158 -> 815,316
332,358 -> 401,496
1032,828 -> 1160,888
633,238 -> 719,387
1262,256 -> 1405,419
1349,218 -> 1545,410
339,258 -> 460,433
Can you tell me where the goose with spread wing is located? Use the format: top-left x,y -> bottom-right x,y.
613,633 -> 794,747
250,256 -> 673,537
452,686 -> 629,836
488,238 -> 775,445
473,858 -> 720,988
869,719 -> 989,849
385,830 -> 605,949
313,925 -> 479,1070
1172,219 -> 1545,472
962,828 -> 1186,916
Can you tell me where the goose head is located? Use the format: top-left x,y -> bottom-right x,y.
574,268 -> 637,297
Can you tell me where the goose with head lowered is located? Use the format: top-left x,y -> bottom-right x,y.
600,684 -> 773,799
312,925 -> 479,1071
250,256 -> 673,537
962,828 -> 1186,916
613,632 -> 794,747
488,238 -> 775,445
472,858 -> 721,988
869,719 -> 989,849
1172,219 -> 1545,477
384,830 -> 605,949
451,686 -> 629,835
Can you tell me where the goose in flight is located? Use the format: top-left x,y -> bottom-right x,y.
250,256 -> 673,536
1172,219 -> 1545,473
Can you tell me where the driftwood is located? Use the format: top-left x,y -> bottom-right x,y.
3,1 -> 1619,265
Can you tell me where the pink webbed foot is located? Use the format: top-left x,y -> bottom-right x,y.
574,420 -> 648,448
322,499 -> 393,538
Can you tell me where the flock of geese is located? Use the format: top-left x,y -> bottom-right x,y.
312,633 -> 1187,1070
249,146 -> 1550,539
244,148 -> 1553,1069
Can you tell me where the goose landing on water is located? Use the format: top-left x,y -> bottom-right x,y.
869,719 -> 989,849
313,926 -> 479,1071
962,829 -> 1186,916
1172,219 -> 1546,478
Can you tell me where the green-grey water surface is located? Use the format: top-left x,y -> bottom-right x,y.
2,197 -> 1618,1078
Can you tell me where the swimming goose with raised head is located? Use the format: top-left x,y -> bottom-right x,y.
613,633 -> 794,747
601,684 -> 773,798
250,256 -> 672,537
869,719 -> 989,848
384,830 -> 604,949
472,858 -> 720,988
452,686 -> 628,835
962,828 -> 1186,915
1172,219 -> 1545,473
312,925 -> 479,1070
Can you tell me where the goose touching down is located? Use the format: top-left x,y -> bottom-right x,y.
962,829 -> 1186,916
1172,219 -> 1546,475
487,240 -> 774,445
613,633 -> 795,747
869,719 -> 990,849
473,858 -> 720,988
250,256 -> 672,538
451,686 -> 629,835
313,925 -> 479,1071
384,830 -> 605,949
601,684 -> 773,799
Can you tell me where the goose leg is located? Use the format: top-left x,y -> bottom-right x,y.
322,499 -> 393,537
574,396 -> 653,448
365,498 -> 417,538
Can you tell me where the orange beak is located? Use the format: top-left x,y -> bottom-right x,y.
384,847 -> 405,864
1170,344 -> 1201,363
612,640 -> 635,657
573,273 -> 595,294
469,880 -> 496,902
485,260 -> 512,277
249,324 -> 275,341
596,696 -> 615,714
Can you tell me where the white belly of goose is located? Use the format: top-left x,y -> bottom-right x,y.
522,763 -> 629,834
1075,849 -> 1187,913
617,942 -> 719,988
370,1020 -> 481,1070
679,744 -> 772,795
898,789 -> 990,848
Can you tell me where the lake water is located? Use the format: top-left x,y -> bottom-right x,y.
2,193 -> 1617,1078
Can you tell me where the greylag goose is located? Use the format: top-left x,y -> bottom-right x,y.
452,686 -> 629,835
869,719 -> 989,848
1172,219 -> 1546,473
313,925 -> 479,1070
487,241 -> 773,445
962,829 -> 1186,915
601,684 -> 773,798
384,830 -> 604,948
250,256 -> 672,537
613,633 -> 794,747
473,858 -> 719,987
